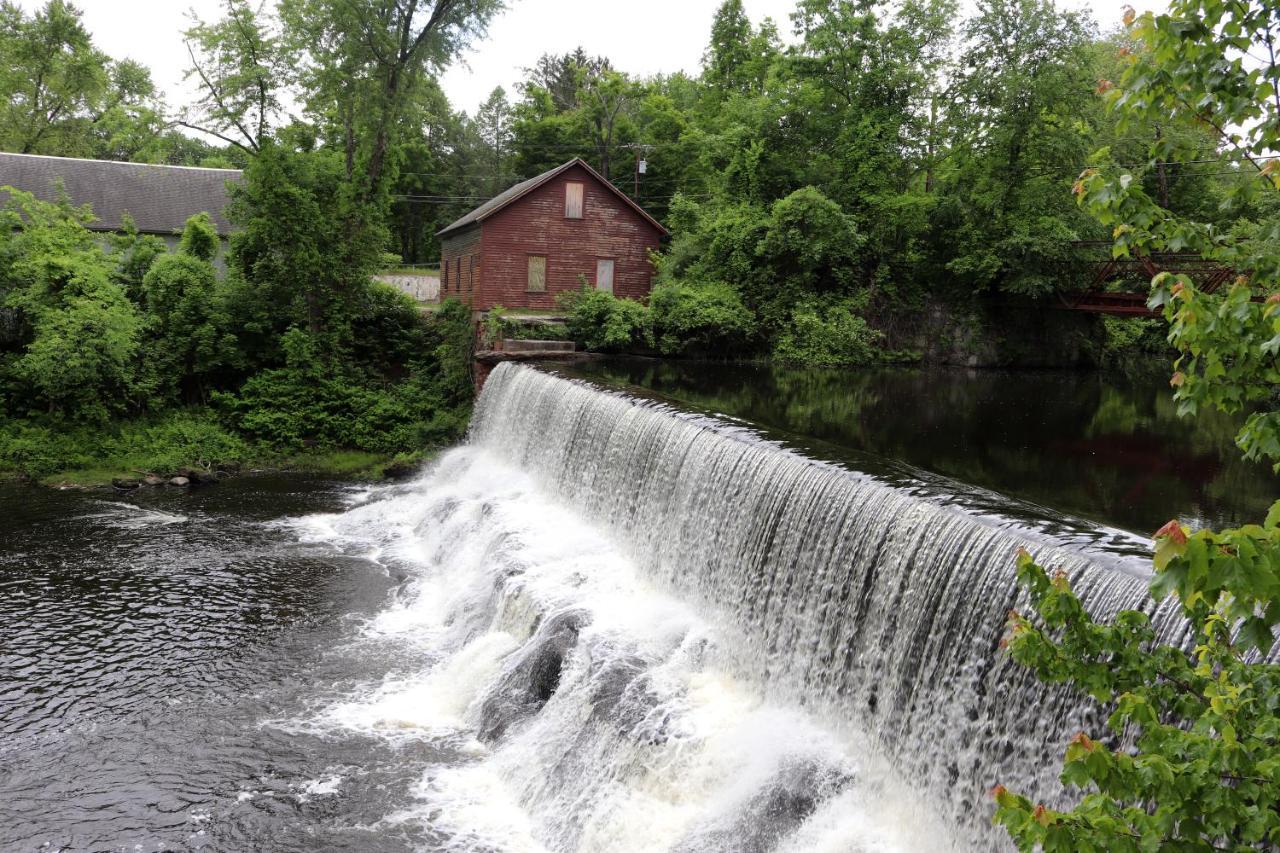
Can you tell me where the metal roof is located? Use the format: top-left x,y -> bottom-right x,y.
436,157 -> 669,238
0,152 -> 241,236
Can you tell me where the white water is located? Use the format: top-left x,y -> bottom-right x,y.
285,363 -> 1192,851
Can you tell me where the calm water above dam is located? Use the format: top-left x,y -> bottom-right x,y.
558,359 -> 1279,536
2,363 -> 1274,852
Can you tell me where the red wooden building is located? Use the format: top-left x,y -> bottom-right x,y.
436,158 -> 668,311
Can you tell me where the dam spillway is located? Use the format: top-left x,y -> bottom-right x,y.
297,362 -> 1194,850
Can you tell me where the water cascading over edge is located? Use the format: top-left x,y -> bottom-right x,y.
468,362 -> 1191,847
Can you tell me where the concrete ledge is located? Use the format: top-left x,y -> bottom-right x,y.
496,339 -> 575,354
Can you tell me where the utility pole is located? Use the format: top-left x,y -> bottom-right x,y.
623,143 -> 649,198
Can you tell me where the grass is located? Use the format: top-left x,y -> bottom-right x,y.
1,411 -> 439,488
379,266 -> 440,278
30,450 -> 429,488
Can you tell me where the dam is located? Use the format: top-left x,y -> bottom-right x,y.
303,362 -> 1191,850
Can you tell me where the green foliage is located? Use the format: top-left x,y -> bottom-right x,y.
997,542 -> 1280,851
0,188 -> 146,420
560,288 -> 653,352
0,0 -> 168,161
140,250 -> 238,401
0,410 -> 248,481
178,212 -> 220,262
13,286 -> 144,420
650,278 -> 755,355
1100,315 -> 1168,368
996,2 -> 1280,848
484,304 -> 507,347
215,328 -> 466,454
431,298 -> 478,406
772,296 -> 882,366
662,186 -> 870,336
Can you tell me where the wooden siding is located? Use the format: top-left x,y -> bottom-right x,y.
475,163 -> 663,311
439,225 -> 482,304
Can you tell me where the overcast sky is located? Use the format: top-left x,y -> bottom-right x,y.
36,0 -> 1136,119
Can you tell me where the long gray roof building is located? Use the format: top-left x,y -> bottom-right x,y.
0,152 -> 241,237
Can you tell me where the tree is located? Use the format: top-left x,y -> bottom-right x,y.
181,0 -> 284,155
0,189 -> 144,420
938,0 -> 1098,298
472,86 -> 513,194
704,0 -> 754,95
994,1 -> 1280,847
279,0 -> 503,196
0,0 -> 166,160
140,215 -> 238,402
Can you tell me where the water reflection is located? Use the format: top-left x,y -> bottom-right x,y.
559,359 -> 1278,536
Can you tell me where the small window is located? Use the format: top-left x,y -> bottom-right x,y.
565,182 -> 584,219
468,255 -> 475,292
596,259 -> 615,294
527,255 -> 547,292
443,259 -> 450,291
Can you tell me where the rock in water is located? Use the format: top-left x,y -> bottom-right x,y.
143,475 -> 164,487
382,459 -> 417,480
168,476 -> 190,487
111,477 -> 140,490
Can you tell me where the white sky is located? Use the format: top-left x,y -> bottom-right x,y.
32,0 -> 1136,118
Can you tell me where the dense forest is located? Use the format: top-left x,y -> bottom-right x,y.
0,0 -> 1269,481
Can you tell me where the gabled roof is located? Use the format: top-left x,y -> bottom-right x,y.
0,152 -> 241,237
436,157 -> 669,238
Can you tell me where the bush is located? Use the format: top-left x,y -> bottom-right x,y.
0,410 -> 248,480
346,281 -> 431,376
141,251 -> 239,401
771,296 -> 882,366
559,288 -> 653,352
650,278 -> 756,355
215,328 -> 466,454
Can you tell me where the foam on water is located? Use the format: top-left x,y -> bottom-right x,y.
282,363 -> 1201,850
84,501 -> 188,529
284,421 -> 949,849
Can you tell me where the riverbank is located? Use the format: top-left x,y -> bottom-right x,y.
0,410 -> 438,488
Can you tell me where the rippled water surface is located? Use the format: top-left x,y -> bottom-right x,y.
556,359 -> 1280,535
0,477 -> 439,852
8,363 -> 1274,853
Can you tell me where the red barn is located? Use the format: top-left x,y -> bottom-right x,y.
436,158 -> 668,312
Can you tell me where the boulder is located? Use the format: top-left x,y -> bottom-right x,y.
143,474 -> 164,487
382,459 -> 417,480
168,476 -> 190,487
111,477 -> 140,490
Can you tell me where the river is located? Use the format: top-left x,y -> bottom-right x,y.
2,363 -> 1275,852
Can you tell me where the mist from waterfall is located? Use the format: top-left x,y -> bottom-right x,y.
292,362 -> 1196,851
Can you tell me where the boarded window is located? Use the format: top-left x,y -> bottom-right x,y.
596,259 -> 615,294
468,255 -> 476,293
527,255 -> 547,292
443,259 -> 450,291
565,182 -> 584,219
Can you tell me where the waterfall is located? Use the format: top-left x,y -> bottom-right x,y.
300,361 -> 1194,852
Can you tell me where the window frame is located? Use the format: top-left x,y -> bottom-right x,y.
595,257 -> 616,294
526,254 -> 548,293
564,181 -> 584,219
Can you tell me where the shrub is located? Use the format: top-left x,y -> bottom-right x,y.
178,212 -> 220,262
559,288 -> 653,352
0,410 -> 248,480
771,296 -> 882,366
141,251 -> 239,401
650,278 -> 756,355
215,327 -> 466,454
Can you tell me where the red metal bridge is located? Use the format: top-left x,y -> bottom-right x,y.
1058,240 -> 1236,316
